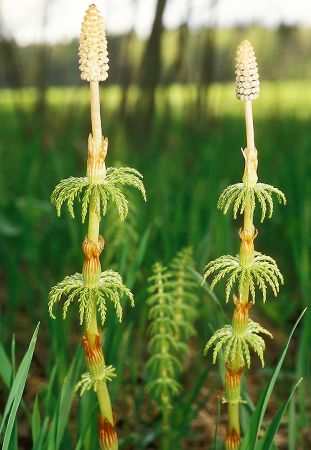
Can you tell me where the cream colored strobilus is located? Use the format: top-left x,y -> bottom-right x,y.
203,40 -> 286,449
48,4 -> 146,449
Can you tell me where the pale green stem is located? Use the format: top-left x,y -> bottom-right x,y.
244,100 -> 255,150
228,403 -> 240,433
84,80 -> 116,436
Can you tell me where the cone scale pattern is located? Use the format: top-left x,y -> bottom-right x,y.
235,40 -> 260,101
79,4 -> 109,82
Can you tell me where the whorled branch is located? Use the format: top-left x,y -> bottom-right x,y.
48,270 -> 134,325
51,167 -> 146,222
217,182 -> 286,222
204,320 -> 272,368
203,251 -> 283,303
75,366 -> 116,396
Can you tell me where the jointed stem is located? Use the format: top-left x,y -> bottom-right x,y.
84,80 -> 116,447
226,100 -> 256,450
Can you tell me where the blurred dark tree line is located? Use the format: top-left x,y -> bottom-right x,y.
1,24 -> 311,89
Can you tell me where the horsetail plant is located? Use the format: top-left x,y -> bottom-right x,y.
203,40 -> 286,449
146,249 -> 198,449
48,4 -> 146,449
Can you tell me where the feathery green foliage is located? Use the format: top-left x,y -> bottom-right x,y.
146,249 -> 198,411
203,251 -> 284,303
48,270 -> 134,326
169,247 -> 198,350
146,263 -> 182,406
51,166 -> 146,222
204,320 -> 272,368
75,366 -> 116,397
217,182 -> 286,222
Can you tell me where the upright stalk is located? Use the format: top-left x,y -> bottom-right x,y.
226,101 -> 258,449
203,40 -> 286,449
49,5 -> 146,449
79,8 -> 116,449
49,5 -> 146,450
83,84 -> 115,440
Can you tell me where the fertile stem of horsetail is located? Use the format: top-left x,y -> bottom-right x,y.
48,5 -> 146,449
80,6 -> 115,443
203,40 -> 286,449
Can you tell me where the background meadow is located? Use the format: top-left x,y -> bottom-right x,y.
0,1 -> 310,448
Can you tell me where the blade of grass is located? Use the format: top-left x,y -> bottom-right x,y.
32,417 -> 49,450
45,348 -> 83,450
56,346 -> 83,448
74,403 -> 97,450
288,385 -> 296,450
31,395 -> 41,444
240,308 -> 306,450
33,417 -> 49,450
0,344 -> 12,387
256,378 -> 302,450
0,323 -> 40,449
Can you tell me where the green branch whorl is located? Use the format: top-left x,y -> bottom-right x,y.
51,166 -> 146,222
204,320 -> 272,368
217,182 -> 286,222
48,270 -> 134,326
203,251 -> 283,303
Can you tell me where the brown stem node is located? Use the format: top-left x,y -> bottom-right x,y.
233,295 -> 252,323
82,329 -> 103,366
239,227 -> 258,243
87,134 -> 108,183
226,427 -> 240,450
239,227 -> 258,266
82,235 -> 105,284
225,362 -> 243,388
98,415 -> 117,449
83,234 -> 105,259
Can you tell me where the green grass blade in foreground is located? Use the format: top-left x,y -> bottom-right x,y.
33,417 -> 49,450
0,323 -> 40,449
288,387 -> 296,450
74,403 -> 97,450
46,349 -> 83,450
56,346 -> 83,448
240,308 -> 307,450
31,395 -> 41,444
0,343 -> 12,387
256,378 -> 303,450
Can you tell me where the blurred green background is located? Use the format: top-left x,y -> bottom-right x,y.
0,0 -> 310,449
